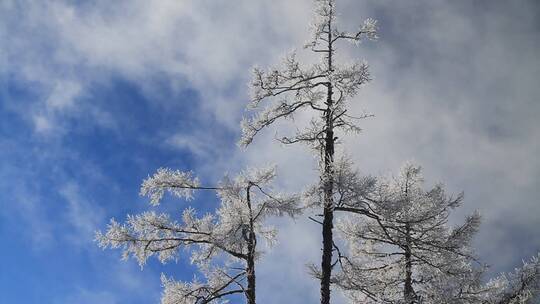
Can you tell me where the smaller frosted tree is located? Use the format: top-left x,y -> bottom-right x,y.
334,162 -> 540,303
96,166 -> 300,304
335,162 -> 481,303
482,254 -> 540,304
426,253 -> 540,304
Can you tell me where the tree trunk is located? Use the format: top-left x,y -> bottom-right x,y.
320,92 -> 335,304
404,223 -> 415,304
246,185 -> 257,304
320,46 -> 335,304
320,7 -> 335,304
246,252 -> 256,304
320,196 -> 334,304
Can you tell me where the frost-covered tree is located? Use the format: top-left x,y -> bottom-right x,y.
96,166 -> 300,304
482,254 -> 540,304
335,162 -> 481,303
425,252 -> 540,304
240,1 -> 377,303
335,162 -> 540,304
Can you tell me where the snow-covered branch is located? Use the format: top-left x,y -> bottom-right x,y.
140,168 -> 201,205
97,167 -> 300,304
334,162 -> 483,303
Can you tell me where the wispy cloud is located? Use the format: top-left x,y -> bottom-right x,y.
59,182 -> 105,245
54,288 -> 118,304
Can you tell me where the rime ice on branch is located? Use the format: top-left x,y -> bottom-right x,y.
334,162 -> 540,304
426,252 -> 540,304
240,1 -> 377,303
334,163 -> 479,303
483,254 -> 540,304
96,166 -> 300,304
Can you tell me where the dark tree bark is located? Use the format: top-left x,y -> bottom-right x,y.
246,241 -> 256,304
404,223 -> 415,304
402,174 -> 416,304
246,184 -> 257,304
320,9 -> 335,304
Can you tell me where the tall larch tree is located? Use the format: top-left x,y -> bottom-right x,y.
96,166 -> 300,304
240,1 -> 377,303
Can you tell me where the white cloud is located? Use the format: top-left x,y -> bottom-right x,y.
46,80 -> 82,110
166,132 -> 216,159
0,155 -> 55,249
3,0 -> 322,134
59,182 -> 105,245
54,288 -> 118,304
32,113 -> 54,134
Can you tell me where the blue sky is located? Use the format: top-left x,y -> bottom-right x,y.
1,0 -> 539,303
